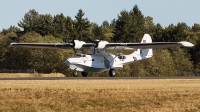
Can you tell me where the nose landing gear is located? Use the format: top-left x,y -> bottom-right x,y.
73,69 -> 88,77
73,69 -> 77,77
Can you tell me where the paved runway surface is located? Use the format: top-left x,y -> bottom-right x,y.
0,76 -> 200,80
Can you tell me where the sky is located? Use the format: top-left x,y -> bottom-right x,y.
0,0 -> 200,30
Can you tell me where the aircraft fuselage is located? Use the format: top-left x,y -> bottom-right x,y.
65,50 -> 138,72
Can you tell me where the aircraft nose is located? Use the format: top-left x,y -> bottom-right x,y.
65,59 -> 70,66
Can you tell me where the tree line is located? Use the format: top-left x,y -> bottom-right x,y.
1,5 -> 200,76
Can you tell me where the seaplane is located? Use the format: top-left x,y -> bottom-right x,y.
10,34 -> 194,77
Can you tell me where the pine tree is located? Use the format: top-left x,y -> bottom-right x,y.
192,23 -> 200,32
18,9 -> 40,33
113,10 -> 131,42
53,13 -> 67,38
74,9 -> 90,41
113,5 -> 145,42
144,16 -> 155,34
34,14 -> 54,36
128,5 -> 145,42
152,23 -> 164,42
92,23 -> 103,40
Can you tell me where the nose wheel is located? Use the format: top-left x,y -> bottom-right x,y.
109,69 -> 116,77
73,69 -> 77,77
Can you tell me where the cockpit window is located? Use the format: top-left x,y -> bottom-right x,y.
118,55 -> 126,59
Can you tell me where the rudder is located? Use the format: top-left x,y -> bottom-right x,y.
140,34 -> 153,58
135,34 -> 153,59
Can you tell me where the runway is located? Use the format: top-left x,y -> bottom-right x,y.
0,76 -> 200,80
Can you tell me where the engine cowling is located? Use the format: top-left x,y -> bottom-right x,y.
95,40 -> 109,49
72,40 -> 86,49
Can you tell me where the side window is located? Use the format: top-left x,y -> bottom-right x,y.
92,59 -> 94,61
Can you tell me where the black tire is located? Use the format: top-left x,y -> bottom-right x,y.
73,70 -> 77,77
109,69 -> 116,77
81,72 -> 88,77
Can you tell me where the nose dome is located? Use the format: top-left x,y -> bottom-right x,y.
65,59 -> 70,66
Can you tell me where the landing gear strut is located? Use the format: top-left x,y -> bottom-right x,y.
73,69 -> 77,77
81,72 -> 88,77
109,69 -> 116,77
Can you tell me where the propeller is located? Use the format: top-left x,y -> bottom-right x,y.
68,39 -> 77,53
68,36 -> 102,54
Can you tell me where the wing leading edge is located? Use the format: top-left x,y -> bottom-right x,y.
10,41 -> 194,50
105,41 -> 194,49
10,43 -> 73,49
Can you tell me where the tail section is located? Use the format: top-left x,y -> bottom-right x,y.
132,34 -> 153,59
140,34 -> 153,58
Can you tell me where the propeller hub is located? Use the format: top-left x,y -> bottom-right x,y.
93,39 -> 101,48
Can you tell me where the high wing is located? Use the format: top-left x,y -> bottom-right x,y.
105,41 -> 194,49
10,34 -> 194,50
10,40 -> 94,49
10,41 -> 194,50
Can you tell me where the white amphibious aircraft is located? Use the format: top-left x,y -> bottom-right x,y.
10,34 -> 194,77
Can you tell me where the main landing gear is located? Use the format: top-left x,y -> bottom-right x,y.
73,69 -> 116,77
81,72 -> 88,77
109,69 -> 116,77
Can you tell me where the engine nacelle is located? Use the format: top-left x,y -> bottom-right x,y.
73,40 -> 86,49
96,41 -> 109,49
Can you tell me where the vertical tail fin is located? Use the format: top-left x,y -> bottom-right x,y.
140,34 -> 153,58
132,34 -> 153,59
